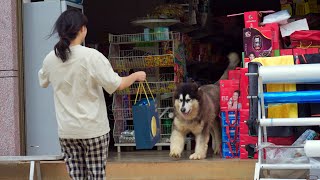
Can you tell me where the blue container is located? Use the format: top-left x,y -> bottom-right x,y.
222,126 -> 239,142
132,98 -> 160,149
221,111 -> 240,126
154,27 -> 169,40
222,142 -> 240,158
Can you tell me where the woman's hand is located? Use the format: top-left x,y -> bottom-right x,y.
134,71 -> 146,82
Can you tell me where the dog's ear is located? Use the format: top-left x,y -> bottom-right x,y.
196,86 -> 204,101
186,78 -> 195,83
173,82 -> 182,99
191,82 -> 199,91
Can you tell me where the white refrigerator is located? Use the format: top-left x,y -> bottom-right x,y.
23,0 -> 83,155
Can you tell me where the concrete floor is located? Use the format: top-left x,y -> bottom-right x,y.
0,150 -> 256,180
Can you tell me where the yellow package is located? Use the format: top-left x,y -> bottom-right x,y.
252,56 -> 298,119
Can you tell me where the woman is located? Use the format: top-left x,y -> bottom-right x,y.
227,90 -> 242,110
38,9 -> 146,179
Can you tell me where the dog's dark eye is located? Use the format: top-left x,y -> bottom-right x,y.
186,99 -> 191,103
179,99 -> 183,102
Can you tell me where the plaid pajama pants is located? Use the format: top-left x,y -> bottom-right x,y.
59,133 -> 110,180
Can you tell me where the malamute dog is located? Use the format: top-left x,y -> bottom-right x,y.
169,52 -> 240,160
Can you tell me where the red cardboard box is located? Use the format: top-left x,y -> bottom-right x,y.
293,48 -> 306,56
240,121 -> 249,134
264,23 -> 281,50
240,68 -> 249,109
228,69 -> 241,80
240,109 -> 249,123
268,136 -> 295,145
243,58 -> 251,68
244,11 -> 262,28
240,109 -> 249,134
240,134 -> 258,145
220,80 -> 241,110
243,27 -> 273,60
280,49 -> 293,56
240,134 -> 295,146
306,48 -> 320,54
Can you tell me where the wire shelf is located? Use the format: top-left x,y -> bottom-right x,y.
119,46 -> 174,57
109,32 -> 180,44
115,81 -> 175,95
109,54 -> 175,70
112,95 -> 173,120
112,122 -> 173,144
112,94 -> 174,144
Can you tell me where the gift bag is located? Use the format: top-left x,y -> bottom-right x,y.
132,81 -> 160,149
290,30 -> 320,48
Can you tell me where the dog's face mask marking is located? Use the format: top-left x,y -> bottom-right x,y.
174,83 -> 200,120
178,94 -> 193,114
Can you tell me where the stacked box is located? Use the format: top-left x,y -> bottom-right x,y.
220,71 -> 248,158
221,110 -> 240,158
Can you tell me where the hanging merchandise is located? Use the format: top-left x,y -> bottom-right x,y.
190,0 -> 199,25
198,0 -> 209,27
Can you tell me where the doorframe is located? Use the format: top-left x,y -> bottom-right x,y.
17,0 -> 26,155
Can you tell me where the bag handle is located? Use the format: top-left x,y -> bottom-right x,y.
134,80 -> 155,106
299,41 -> 313,49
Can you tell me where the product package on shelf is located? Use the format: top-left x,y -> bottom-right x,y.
244,11 -> 262,28
240,68 -> 249,109
224,68 -> 249,109
220,79 -> 241,158
243,27 -> 273,61
220,109 -> 240,158
227,11 -> 274,28
220,80 -> 241,110
263,23 -> 281,50
280,49 -> 293,56
228,69 -> 241,80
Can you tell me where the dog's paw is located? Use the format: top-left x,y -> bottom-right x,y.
189,153 -> 206,160
169,149 -> 182,159
213,147 -> 220,155
213,143 -> 221,155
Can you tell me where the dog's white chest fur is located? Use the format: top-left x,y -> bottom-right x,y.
173,117 -> 204,135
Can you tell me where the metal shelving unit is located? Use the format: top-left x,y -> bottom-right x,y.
108,31 -> 186,152
250,63 -> 320,180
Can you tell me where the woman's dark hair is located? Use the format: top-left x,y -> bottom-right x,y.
50,9 -> 88,62
234,90 -> 240,97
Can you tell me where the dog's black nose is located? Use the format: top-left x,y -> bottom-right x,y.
181,107 -> 186,113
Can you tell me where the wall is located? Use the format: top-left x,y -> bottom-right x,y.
0,0 -> 21,155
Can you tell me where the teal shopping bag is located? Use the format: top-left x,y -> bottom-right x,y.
132,81 -> 160,149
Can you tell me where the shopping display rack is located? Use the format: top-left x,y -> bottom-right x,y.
248,63 -> 320,180
108,31 -> 189,152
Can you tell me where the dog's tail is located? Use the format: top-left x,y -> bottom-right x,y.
218,52 -> 240,81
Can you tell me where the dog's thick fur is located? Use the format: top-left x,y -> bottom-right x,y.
169,52 -> 240,160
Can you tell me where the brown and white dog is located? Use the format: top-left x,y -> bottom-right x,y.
169,52 -> 240,160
